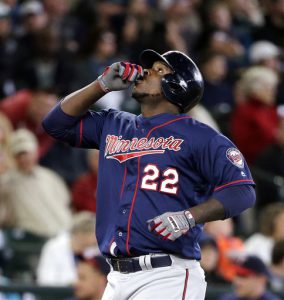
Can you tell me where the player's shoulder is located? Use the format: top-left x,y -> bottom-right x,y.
181,116 -> 237,152
184,116 -> 222,140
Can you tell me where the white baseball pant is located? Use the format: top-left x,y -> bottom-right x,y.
102,254 -> 207,300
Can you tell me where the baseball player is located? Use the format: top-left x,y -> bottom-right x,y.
42,49 -> 256,300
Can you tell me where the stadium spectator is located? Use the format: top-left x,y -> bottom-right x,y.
245,203 -> 284,265
196,1 -> 245,68
270,239 -> 284,293
159,0 -> 202,54
0,2 -> 18,98
15,25 -> 76,96
71,149 -> 99,213
66,255 -> 110,300
230,66 -> 279,164
73,29 -> 118,88
200,234 -> 229,284
0,88 -> 58,158
204,218 -> 244,282
119,2 -> 156,63
0,113 -> 14,227
253,112 -> 284,207
37,211 -> 98,286
249,40 -> 281,71
228,0 -> 264,28
253,0 -> 284,48
198,51 -> 234,133
248,40 -> 284,106
219,255 -> 281,300
0,112 -> 14,172
40,141 -> 88,186
73,28 -> 125,111
42,0 -> 82,53
199,52 -> 234,111
2,128 -> 72,237
16,1 -> 48,56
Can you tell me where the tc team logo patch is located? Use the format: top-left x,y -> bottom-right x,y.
226,148 -> 244,168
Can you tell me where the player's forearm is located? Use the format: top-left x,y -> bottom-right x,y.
188,185 -> 256,224
61,81 -> 105,116
187,198 -> 225,224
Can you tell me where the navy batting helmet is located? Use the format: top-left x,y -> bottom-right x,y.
139,49 -> 204,112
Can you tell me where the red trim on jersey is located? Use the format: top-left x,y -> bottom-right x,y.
182,269 -> 189,300
120,166 -> 127,199
214,179 -> 254,192
147,116 -> 192,136
78,119 -> 83,146
126,156 -> 141,255
125,116 -> 192,256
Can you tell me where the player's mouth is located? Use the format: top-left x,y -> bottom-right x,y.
135,71 -> 147,85
134,77 -> 144,86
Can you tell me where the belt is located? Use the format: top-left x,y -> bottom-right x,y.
108,254 -> 172,274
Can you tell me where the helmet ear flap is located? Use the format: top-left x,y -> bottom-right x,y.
161,74 -> 187,111
163,73 -> 188,96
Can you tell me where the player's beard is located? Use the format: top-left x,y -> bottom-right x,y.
132,91 -> 164,104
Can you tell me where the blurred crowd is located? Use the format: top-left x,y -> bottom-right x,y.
0,0 -> 284,299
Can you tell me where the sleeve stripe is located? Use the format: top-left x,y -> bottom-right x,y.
214,179 -> 255,192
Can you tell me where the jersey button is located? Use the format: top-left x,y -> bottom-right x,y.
122,209 -> 127,214
141,128 -> 146,133
118,232 -> 123,237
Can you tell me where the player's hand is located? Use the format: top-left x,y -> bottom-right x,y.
97,62 -> 144,93
147,210 -> 195,241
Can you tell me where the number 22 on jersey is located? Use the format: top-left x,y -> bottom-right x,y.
141,164 -> 179,195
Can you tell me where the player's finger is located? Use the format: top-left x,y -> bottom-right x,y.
137,65 -> 144,78
133,65 -> 144,81
156,227 -> 167,236
127,65 -> 138,82
162,232 -> 172,240
152,222 -> 166,235
147,219 -> 162,232
121,62 -> 132,80
118,62 -> 125,78
102,66 -> 110,77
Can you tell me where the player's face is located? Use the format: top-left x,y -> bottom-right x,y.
132,61 -> 172,102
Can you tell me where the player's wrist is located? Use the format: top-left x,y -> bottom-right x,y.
184,210 -> 196,229
97,76 -> 111,93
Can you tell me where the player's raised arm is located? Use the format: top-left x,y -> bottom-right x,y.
42,62 -> 143,146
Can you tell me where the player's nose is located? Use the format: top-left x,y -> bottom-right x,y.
143,69 -> 150,77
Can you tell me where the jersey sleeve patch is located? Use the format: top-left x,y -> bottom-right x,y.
226,148 -> 244,169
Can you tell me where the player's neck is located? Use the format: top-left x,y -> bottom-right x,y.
140,103 -> 180,118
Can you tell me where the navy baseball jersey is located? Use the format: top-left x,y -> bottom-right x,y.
64,109 -> 254,259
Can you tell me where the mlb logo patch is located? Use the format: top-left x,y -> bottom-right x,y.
226,148 -> 244,168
